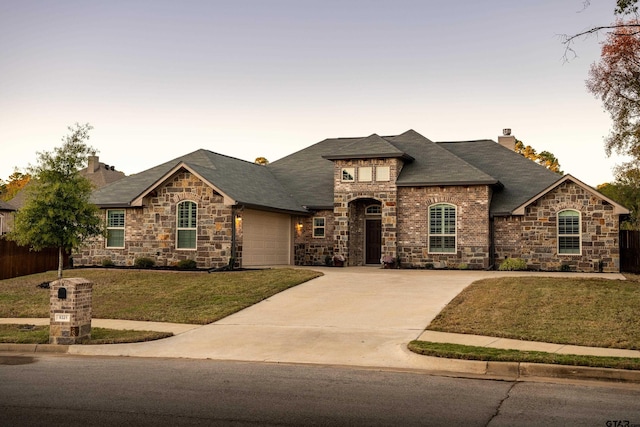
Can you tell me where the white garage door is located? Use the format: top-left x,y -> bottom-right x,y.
242,209 -> 292,266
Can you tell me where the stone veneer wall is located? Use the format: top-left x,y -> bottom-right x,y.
332,158 -> 403,266
494,180 -> 621,272
397,185 -> 491,269
76,170 -> 234,269
293,210 -> 335,265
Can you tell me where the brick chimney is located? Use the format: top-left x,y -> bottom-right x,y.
87,153 -> 100,173
498,128 -> 516,151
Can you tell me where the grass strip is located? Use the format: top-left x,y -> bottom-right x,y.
0,324 -> 172,345
408,340 -> 640,370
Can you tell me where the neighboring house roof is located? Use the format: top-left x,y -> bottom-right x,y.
0,200 -> 16,211
7,155 -> 125,210
91,149 -> 307,214
437,139 -> 562,215
511,174 -> 629,215
84,155 -> 126,188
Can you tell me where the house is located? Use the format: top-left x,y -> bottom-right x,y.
75,130 -> 629,272
0,200 -> 16,235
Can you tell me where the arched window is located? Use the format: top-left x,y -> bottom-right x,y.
177,201 -> 197,249
429,204 -> 456,253
558,210 -> 580,254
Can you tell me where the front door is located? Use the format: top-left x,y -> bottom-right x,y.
365,219 -> 382,264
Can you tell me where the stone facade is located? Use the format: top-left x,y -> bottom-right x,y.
332,158 -> 402,265
494,180 -> 621,272
76,170 -> 235,269
75,156 -> 624,272
397,185 -> 492,269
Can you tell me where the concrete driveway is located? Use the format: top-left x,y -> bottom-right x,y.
70,268 -> 624,371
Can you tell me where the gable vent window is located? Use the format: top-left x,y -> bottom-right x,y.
429,204 -> 456,253
341,168 -> 355,182
177,201 -> 197,249
106,209 -> 125,248
558,210 -> 581,254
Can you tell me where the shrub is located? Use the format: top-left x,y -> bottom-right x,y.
102,258 -> 115,267
498,258 -> 527,271
458,263 -> 469,270
177,259 -> 197,270
134,257 -> 155,268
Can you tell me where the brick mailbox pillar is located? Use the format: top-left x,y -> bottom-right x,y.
49,278 -> 93,345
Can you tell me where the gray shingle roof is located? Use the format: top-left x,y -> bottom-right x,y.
437,140 -> 561,215
322,133 -> 414,161
91,150 -> 307,213
389,131 -> 498,186
91,130 -> 566,217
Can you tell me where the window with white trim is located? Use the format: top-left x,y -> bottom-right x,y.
429,204 -> 456,253
177,201 -> 197,249
341,168 -> 355,182
558,210 -> 580,254
313,217 -> 325,238
106,209 -> 125,248
376,166 -> 390,181
358,167 -> 372,182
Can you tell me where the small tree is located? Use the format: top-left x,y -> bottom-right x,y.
9,123 -> 103,279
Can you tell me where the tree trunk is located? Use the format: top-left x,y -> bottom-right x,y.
58,246 -> 63,279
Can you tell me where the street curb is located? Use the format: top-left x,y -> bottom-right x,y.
0,343 -> 69,353
518,362 -> 640,383
1,344 -> 639,384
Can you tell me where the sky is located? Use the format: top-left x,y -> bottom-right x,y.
0,0 -> 631,186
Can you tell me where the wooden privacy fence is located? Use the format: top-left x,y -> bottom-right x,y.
620,230 -> 640,274
0,238 -> 69,280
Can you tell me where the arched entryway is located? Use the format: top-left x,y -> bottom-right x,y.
347,198 -> 382,265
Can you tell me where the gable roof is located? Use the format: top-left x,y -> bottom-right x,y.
322,133 -> 414,161
91,149 -> 307,214
511,174 -> 629,215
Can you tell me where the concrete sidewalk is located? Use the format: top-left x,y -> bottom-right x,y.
2,268 -> 638,383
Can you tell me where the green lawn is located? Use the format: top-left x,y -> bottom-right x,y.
426,276 -> 640,350
0,268 -> 323,324
0,324 -> 172,345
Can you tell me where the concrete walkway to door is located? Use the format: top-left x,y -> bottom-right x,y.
68,267 -> 626,373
